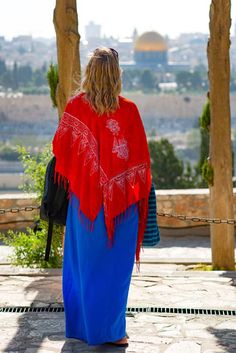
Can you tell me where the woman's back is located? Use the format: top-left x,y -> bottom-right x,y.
53,91 -> 151,258
53,47 -> 151,347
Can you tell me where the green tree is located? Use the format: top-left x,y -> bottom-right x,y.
17,45 -> 27,55
47,64 -> 59,108
149,139 -> 185,188
149,138 -> 196,189
196,100 -> 210,187
122,70 -> 135,91
176,71 -> 192,91
18,64 -> 33,86
12,62 -> 19,90
197,128 -> 209,187
191,71 -> 202,90
0,59 -> 7,76
176,70 -> 205,92
33,67 -> 47,87
1,70 -> 13,88
140,69 -> 156,92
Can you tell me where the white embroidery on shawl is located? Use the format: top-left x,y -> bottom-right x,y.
58,112 -> 108,181
112,137 -> 129,161
115,177 -> 126,194
103,163 -> 147,213
106,119 -> 129,161
55,123 -> 69,140
99,168 -> 109,186
138,168 -> 146,184
106,119 -> 120,135
90,160 -> 98,176
56,112 -> 147,213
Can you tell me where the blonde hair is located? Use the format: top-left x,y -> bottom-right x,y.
82,47 -> 121,115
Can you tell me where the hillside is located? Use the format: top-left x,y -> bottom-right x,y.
1,92 -> 236,121
1,92 -> 236,145
0,95 -> 57,123
1,92 -> 236,178
0,93 -> 206,123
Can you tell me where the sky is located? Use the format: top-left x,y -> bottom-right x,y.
0,0 -> 236,40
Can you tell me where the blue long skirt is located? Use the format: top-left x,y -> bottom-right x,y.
62,194 -> 138,345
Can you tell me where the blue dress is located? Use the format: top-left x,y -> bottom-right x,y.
62,193 -> 138,345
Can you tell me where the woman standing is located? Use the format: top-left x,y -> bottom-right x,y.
52,47 -> 151,347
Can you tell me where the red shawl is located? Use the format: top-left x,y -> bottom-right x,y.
52,93 -> 151,262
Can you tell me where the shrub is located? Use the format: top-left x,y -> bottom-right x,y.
0,145 -> 20,161
0,144 -> 63,268
2,225 -> 62,268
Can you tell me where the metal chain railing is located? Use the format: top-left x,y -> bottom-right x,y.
157,212 -> 236,225
0,206 -> 40,215
1,205 -> 236,225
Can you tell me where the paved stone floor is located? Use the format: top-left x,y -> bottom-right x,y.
1,230 -> 236,265
1,311 -> 236,353
0,233 -> 235,352
0,231 -> 232,264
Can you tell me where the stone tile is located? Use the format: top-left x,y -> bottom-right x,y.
1,261 -> 236,353
215,320 -> 236,330
163,341 -> 201,353
25,348 -> 61,353
185,329 -> 216,339
28,318 -> 65,332
128,342 -> 161,353
184,321 -> 208,330
29,338 -> 66,351
202,348 -> 225,353
157,328 -> 183,338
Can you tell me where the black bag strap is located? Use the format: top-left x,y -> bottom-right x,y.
44,218 -> 54,261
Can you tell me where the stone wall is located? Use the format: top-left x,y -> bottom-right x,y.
1,189 -> 235,232
156,189 -> 210,228
0,193 -> 38,231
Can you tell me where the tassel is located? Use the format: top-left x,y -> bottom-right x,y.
135,261 -> 141,273
77,206 -> 95,234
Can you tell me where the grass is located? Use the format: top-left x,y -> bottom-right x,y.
191,263 -> 236,271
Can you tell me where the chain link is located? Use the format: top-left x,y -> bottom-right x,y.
157,212 -> 236,225
0,205 -> 40,215
0,205 -> 236,225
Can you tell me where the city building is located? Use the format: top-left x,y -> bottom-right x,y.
134,31 -> 168,69
85,21 -> 101,41
120,30 -> 190,73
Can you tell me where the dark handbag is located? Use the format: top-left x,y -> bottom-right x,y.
143,183 -> 160,247
40,156 -> 69,261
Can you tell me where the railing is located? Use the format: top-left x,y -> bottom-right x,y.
0,205 -> 236,226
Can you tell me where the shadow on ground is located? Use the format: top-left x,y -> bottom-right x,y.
60,339 -> 127,352
2,276 -> 62,352
155,229 -> 211,249
2,276 -> 127,353
207,327 -> 236,353
219,270 -> 236,286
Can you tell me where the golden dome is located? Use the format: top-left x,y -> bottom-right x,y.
134,31 -> 167,52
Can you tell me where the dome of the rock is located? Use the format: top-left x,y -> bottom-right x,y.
134,31 -> 167,52
133,31 -> 168,67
